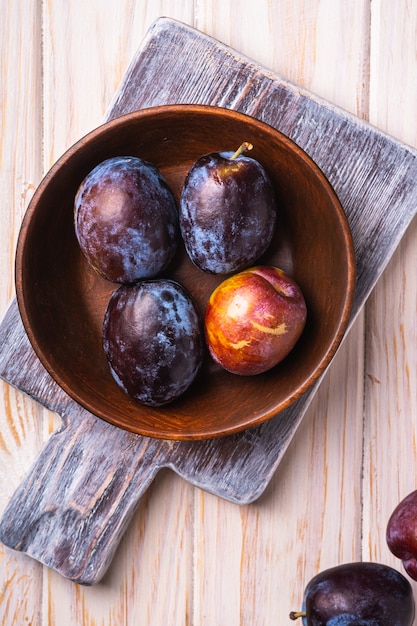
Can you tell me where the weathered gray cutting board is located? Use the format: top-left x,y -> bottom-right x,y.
1,18 -> 416,585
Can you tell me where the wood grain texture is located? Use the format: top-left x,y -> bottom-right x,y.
363,0 -> 417,592
1,0 -> 417,623
0,2 -> 46,624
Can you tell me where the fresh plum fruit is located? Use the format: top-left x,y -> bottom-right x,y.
180,143 -> 277,274
75,156 -> 178,283
102,279 -> 204,406
387,489 -> 417,580
289,561 -> 415,625
205,266 -> 306,375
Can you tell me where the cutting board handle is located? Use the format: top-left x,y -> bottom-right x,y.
0,404 -> 164,585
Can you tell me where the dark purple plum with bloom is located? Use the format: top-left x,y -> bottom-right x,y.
75,156 -> 178,283
290,562 -> 414,625
102,279 -> 204,407
180,145 -> 277,274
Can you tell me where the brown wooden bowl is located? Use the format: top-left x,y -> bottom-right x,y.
15,105 -> 355,440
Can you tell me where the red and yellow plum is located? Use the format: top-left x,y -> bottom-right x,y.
75,156 -> 178,283
205,266 -> 306,375
102,279 -> 204,406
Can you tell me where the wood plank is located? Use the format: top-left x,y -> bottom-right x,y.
41,472 -> 193,625
363,0 -> 417,590
0,2 -> 45,625
197,0 -> 371,116
42,1 -> 195,164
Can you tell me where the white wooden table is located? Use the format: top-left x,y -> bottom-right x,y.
1,1 -> 416,624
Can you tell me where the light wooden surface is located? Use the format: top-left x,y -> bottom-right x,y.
1,1 -> 416,624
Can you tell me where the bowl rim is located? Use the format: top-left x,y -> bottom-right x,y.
15,103 -> 356,440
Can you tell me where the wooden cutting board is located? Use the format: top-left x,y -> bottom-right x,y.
0,17 -> 416,585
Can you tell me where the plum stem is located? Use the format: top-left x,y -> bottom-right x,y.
231,142 -> 253,159
289,611 -> 306,620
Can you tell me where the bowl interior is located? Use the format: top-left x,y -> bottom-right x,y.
16,105 -> 355,440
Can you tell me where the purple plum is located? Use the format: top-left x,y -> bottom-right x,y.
180,143 -> 277,274
75,156 -> 178,283
387,489 -> 417,580
290,562 -> 415,625
102,279 -> 204,406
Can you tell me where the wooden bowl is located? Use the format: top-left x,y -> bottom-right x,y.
15,105 -> 355,440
